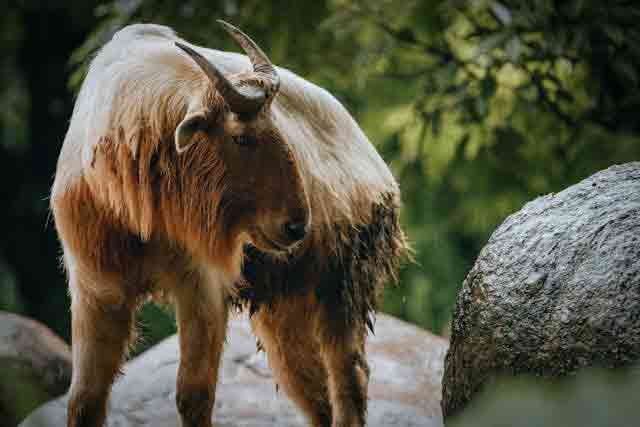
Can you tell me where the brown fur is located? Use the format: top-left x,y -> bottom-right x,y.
52,23 -> 409,427
237,192 -> 406,426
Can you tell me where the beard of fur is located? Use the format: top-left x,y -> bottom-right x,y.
235,192 -> 410,338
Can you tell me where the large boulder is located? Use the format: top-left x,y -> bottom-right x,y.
442,162 -> 640,419
21,313 -> 447,427
0,312 -> 72,427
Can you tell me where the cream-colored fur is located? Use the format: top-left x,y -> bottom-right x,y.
53,23 -> 403,427
54,24 -> 397,249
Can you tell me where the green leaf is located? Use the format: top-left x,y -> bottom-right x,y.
603,25 -> 625,45
475,32 -> 510,59
491,2 -> 512,26
475,96 -> 489,118
506,36 -> 521,62
431,109 -> 442,136
481,75 -> 497,99
556,89 -> 575,103
567,0 -> 586,18
612,60 -> 639,87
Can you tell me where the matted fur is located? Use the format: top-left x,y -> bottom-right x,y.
52,23 -> 410,427
237,192 -> 406,337
53,24 -> 400,260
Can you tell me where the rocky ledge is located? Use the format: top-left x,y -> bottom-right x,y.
20,313 -> 447,427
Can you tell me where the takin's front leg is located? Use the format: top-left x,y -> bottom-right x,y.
67,270 -> 136,427
173,273 -> 229,427
319,320 -> 370,427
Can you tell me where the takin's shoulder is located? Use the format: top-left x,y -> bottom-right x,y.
111,23 -> 178,42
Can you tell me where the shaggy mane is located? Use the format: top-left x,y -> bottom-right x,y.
235,192 -> 407,336
52,23 -> 406,274
53,24 -> 411,426
53,25 -> 244,273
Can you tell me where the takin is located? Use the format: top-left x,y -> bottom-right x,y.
51,21 -> 408,427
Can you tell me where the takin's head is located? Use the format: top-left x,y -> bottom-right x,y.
173,21 -> 310,254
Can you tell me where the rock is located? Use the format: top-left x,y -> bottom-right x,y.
0,312 -> 72,427
449,367 -> 640,427
441,162 -> 640,419
21,313 -> 448,427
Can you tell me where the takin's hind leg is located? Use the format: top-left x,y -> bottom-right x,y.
67,270 -> 136,427
318,316 -> 370,427
173,273 -> 229,427
251,296 -> 333,427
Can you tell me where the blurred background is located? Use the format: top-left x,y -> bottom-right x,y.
1,0 -> 639,352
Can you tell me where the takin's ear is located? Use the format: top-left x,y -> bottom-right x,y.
175,111 -> 207,154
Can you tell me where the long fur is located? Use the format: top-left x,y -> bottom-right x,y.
52,23 -> 410,427
53,24 -> 402,263
237,192 -> 406,338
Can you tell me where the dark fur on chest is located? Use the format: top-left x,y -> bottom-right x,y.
233,193 -> 407,336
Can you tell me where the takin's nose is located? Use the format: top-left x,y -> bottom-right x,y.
283,220 -> 308,243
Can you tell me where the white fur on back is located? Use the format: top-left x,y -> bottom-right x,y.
55,23 -> 398,232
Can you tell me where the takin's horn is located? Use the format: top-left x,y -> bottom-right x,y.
216,20 -> 280,91
174,41 -> 266,114
174,21 -> 279,115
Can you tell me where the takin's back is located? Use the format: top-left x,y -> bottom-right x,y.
54,24 -> 398,241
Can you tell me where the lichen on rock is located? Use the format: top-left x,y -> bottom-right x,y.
442,162 -> 640,419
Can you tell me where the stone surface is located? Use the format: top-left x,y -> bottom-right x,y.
449,367 -> 640,427
0,312 -> 72,427
442,162 -> 640,419
21,313 -> 447,427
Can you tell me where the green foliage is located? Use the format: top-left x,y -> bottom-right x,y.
0,260 -> 24,314
52,0 -> 640,336
314,0 -> 640,331
0,7 -> 28,150
132,303 -> 177,356
1,1 -> 639,352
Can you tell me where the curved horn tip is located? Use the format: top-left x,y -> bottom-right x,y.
216,20 -> 262,52
174,41 -> 264,112
216,19 -> 241,33
178,22 -> 277,112
215,19 -> 279,85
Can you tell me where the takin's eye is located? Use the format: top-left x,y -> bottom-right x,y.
232,134 -> 257,147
